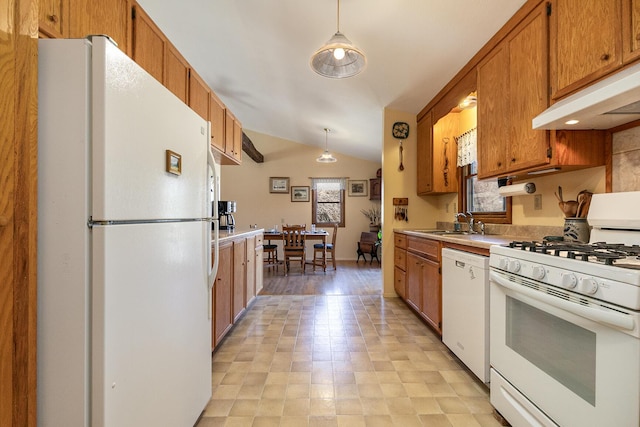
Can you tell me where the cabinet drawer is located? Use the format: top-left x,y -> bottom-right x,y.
394,233 -> 407,249
394,248 -> 407,270
407,236 -> 440,261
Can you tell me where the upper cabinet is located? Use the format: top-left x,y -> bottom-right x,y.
478,3 -> 549,179
549,0 -> 623,100
416,111 -> 434,194
164,44 -> 189,103
188,69 -> 211,121
39,0 -> 68,38
69,0 -> 132,55
623,0 -> 640,62
131,4 -> 165,83
210,92 -> 227,154
225,110 -> 243,163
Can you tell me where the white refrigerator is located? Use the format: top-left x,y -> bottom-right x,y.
37,36 -> 220,426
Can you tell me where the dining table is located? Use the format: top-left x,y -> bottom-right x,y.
263,229 -> 330,272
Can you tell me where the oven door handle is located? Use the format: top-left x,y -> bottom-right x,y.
490,271 -> 636,331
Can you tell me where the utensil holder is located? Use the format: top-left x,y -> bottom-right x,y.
563,218 -> 590,243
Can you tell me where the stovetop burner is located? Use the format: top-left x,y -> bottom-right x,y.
507,241 -> 640,267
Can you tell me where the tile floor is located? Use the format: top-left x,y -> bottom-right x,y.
196,295 -> 502,427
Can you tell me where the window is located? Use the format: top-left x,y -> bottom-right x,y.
460,161 -> 511,223
311,178 -> 345,227
456,128 -> 510,223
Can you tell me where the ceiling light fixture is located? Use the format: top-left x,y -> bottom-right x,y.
317,128 -> 337,163
458,95 -> 477,110
310,0 -> 366,79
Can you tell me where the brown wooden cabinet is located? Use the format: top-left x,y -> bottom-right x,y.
213,241 -> 233,348
245,235 -> 256,306
369,178 -> 381,200
131,4 -> 165,83
416,112 -> 434,194
39,0 -> 68,38
210,91 -> 227,154
430,113 -> 459,194
394,233 -> 442,335
69,0 -> 131,55
623,0 -> 640,62
224,110 -> 243,163
188,69 -> 211,121
232,238 -> 246,322
478,3 -> 549,179
550,0 -> 623,100
164,43 -> 189,103
255,234 -> 264,296
393,233 -> 407,299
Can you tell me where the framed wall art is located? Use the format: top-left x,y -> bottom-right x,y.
166,150 -> 182,175
348,180 -> 368,197
291,186 -> 310,202
269,177 -> 290,193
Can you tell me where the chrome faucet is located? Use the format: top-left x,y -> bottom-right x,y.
477,220 -> 486,235
466,211 -> 476,234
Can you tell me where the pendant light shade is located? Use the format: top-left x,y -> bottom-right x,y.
310,0 -> 366,79
317,128 -> 337,163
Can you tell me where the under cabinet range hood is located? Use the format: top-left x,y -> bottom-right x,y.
532,61 -> 640,130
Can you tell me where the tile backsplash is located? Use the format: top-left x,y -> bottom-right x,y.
613,126 -> 640,192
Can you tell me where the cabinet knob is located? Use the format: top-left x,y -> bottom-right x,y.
600,53 -> 610,61
48,14 -> 59,23
497,162 -> 502,167
511,158 -> 516,163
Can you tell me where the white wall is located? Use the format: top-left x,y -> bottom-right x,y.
220,130 -> 382,261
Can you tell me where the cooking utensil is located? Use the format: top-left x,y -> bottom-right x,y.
560,200 -> 578,217
399,142 -> 404,171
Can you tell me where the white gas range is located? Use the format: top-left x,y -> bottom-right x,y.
489,191 -> 640,427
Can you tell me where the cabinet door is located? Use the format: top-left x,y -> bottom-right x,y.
432,113 -> 459,193
477,45 -> 509,179
421,258 -> 441,333
188,69 -> 211,121
232,118 -> 243,162
164,44 -> 189,103
213,242 -> 232,348
550,0 -> 622,100
507,3 -> 550,173
245,236 -> 256,306
132,5 -> 165,83
69,0 -> 131,55
210,91 -> 226,153
369,178 -> 381,201
406,252 -> 423,313
39,0 -> 68,38
623,0 -> 640,62
232,239 -> 246,322
416,112 -> 433,195
255,247 -> 264,296
394,266 -> 406,299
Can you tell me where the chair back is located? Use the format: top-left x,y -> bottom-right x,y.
282,225 -> 306,251
330,223 -> 338,246
359,232 -> 378,252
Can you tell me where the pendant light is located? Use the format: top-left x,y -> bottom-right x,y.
317,128 -> 337,163
310,0 -> 366,79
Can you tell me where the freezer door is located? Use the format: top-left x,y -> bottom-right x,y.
91,37 -> 209,221
91,222 -> 211,426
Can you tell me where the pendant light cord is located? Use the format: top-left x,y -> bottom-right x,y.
336,0 -> 340,32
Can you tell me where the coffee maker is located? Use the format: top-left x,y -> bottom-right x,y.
218,201 -> 236,230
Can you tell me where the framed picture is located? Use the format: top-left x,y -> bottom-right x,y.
269,177 -> 290,193
291,186 -> 310,202
166,150 -> 182,175
348,179 -> 368,197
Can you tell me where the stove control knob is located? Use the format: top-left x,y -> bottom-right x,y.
508,260 -> 521,273
532,265 -> 546,280
498,257 -> 509,270
561,273 -> 577,289
580,278 -> 598,295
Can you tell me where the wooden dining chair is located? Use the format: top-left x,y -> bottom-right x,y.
313,223 -> 338,272
282,225 -> 306,275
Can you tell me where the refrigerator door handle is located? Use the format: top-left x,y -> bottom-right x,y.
207,142 -> 220,320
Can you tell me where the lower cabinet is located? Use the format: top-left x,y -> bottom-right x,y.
212,231 -> 262,350
395,233 -> 442,335
213,241 -> 233,348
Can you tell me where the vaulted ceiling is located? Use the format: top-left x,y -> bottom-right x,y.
136,0 -> 527,162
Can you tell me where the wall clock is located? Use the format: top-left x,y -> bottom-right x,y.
392,122 -> 409,171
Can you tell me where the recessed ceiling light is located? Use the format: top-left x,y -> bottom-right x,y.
565,119 -> 580,125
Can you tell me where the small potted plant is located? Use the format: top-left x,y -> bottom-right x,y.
361,205 -> 381,232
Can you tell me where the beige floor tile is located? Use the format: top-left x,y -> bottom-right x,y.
211,384 -> 241,400
357,383 -> 384,399
310,415 -> 339,427
255,399 -> 284,416
447,413 -> 483,427
437,397 -> 472,414
310,398 -> 337,416
389,415 -> 423,426
283,398 -> 311,416
193,417 -> 226,427
202,399 -> 235,417
251,416 -> 280,427
363,415 -> 394,427
360,398 -> 389,415
403,382 -> 432,397
410,397 -> 442,415
385,397 -> 416,415
280,416 -> 309,427
418,414 -> 454,427
379,383 -> 407,398
229,399 -> 260,417
286,383 -> 310,399
222,417 -> 254,427
261,384 -> 287,399
237,384 -> 265,399
335,398 -> 363,415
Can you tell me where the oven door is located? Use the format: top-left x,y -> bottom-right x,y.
490,269 -> 640,427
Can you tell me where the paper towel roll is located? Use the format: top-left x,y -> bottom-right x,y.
498,182 -> 536,196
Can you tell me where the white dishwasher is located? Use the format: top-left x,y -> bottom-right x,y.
441,248 -> 490,383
